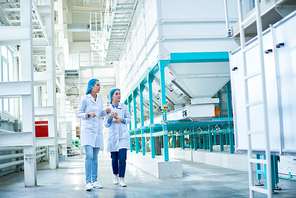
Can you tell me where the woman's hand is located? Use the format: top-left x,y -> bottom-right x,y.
87,112 -> 96,118
106,108 -> 111,114
113,118 -> 124,123
108,112 -> 118,120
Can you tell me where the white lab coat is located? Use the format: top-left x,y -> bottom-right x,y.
77,94 -> 107,148
104,102 -> 131,152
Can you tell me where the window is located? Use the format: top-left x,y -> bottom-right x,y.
1,46 -> 7,59
3,61 -> 8,82
4,98 -> 9,112
9,51 -> 13,81
0,46 -> 14,115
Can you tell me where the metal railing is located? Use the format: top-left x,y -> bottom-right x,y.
0,146 -> 47,177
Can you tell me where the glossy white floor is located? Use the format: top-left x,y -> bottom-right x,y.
0,151 -> 296,198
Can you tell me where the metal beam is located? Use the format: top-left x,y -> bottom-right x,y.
0,132 -> 33,147
34,71 -> 53,82
36,137 -> 55,147
0,26 -> 31,41
72,6 -> 103,12
35,106 -> 54,116
0,81 -> 31,97
58,138 -> 66,145
33,38 -> 48,46
36,5 -> 51,14
170,52 -> 229,63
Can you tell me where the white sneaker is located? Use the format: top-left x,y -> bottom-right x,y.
92,182 -> 103,189
119,178 -> 127,187
85,183 -> 93,191
113,175 -> 119,185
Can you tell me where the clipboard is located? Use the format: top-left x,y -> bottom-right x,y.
113,108 -> 123,121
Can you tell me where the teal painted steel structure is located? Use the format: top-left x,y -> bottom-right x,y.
133,90 -> 139,154
219,132 -> 224,151
148,73 -> 155,158
255,154 -> 280,190
172,135 -> 176,148
193,133 -> 198,150
128,97 -> 132,131
198,134 -> 201,149
203,134 -> 207,150
208,126 -> 213,152
124,51 -> 234,161
226,82 -> 232,118
170,52 -> 229,63
226,81 -> 234,154
158,60 -> 170,162
180,129 -> 185,149
127,97 -> 133,151
139,84 -> 145,156
190,133 -> 194,149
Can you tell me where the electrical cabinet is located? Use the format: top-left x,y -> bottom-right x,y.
35,121 -> 48,137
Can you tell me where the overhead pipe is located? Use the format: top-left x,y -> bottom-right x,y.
223,0 -> 232,37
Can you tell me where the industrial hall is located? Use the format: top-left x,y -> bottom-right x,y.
0,0 -> 296,197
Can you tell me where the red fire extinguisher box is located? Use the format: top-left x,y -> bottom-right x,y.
35,121 -> 48,137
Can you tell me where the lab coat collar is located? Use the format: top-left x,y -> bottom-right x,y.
111,102 -> 122,109
87,94 -> 97,103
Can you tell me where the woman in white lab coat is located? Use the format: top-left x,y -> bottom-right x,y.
104,88 -> 131,187
77,79 -> 111,191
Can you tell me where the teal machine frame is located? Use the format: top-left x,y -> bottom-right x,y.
124,52 -> 234,161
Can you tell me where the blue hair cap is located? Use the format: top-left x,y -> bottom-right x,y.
110,88 -> 120,104
86,79 -> 99,94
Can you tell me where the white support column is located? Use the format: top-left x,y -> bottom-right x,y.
20,0 -> 37,187
46,46 -> 58,169
56,0 -> 67,159
58,55 -> 67,159
45,0 -> 58,169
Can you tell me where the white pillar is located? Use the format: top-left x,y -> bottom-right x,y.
45,0 -> 58,169
56,0 -> 67,159
21,0 -> 37,187
59,70 -> 67,158
46,46 -> 58,169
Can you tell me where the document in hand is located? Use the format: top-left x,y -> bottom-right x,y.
113,108 -> 123,121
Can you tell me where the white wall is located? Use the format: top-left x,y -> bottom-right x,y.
69,42 -> 90,55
